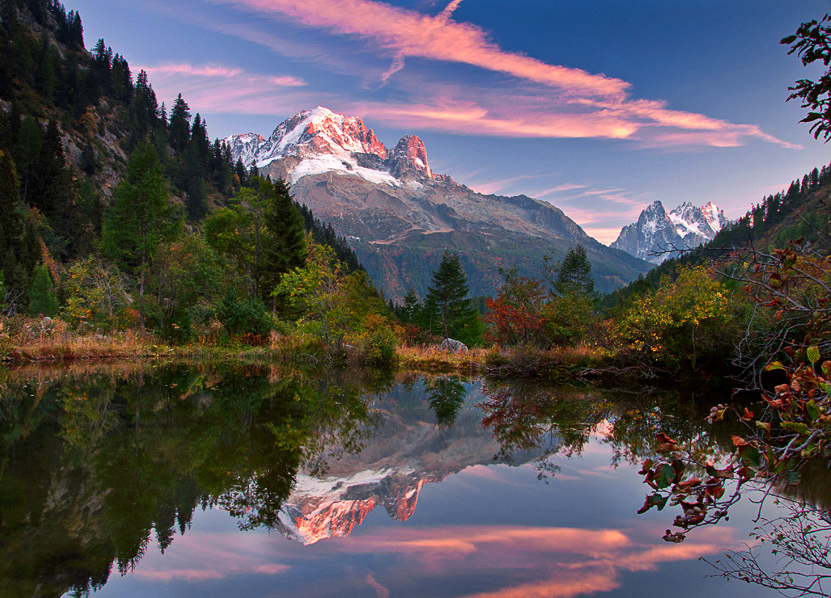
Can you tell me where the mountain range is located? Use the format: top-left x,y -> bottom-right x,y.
225,107 -> 652,299
610,201 -> 729,264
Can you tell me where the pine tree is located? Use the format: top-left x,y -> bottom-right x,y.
400,286 -> 421,324
260,178 -> 306,306
129,70 -> 159,143
15,116 -> 42,205
0,150 -> 23,261
33,120 -> 75,252
28,263 -> 58,316
101,143 -> 180,306
168,94 -> 191,153
423,251 -> 482,344
555,244 -> 595,296
0,150 -> 24,302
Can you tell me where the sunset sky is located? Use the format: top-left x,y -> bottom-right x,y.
69,0 -> 831,243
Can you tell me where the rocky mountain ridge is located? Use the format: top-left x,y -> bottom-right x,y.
611,201 -> 729,264
225,107 -> 652,298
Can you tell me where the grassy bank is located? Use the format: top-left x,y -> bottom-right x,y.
1,316 -> 631,382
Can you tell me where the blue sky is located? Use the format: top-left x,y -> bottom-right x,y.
70,0 -> 831,243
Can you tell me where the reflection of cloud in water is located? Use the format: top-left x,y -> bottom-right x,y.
134,568 -> 227,582
336,524 -> 735,598
132,521 -> 738,598
132,529 -> 291,582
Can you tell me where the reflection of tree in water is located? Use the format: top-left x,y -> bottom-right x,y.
0,364 -> 382,597
478,382 -> 713,480
426,375 -> 466,428
478,382 -> 831,594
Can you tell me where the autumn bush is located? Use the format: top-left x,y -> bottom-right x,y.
615,266 -> 741,372
351,313 -> 400,367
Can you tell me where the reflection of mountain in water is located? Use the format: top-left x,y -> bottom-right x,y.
278,470 -> 429,544
276,381 -> 545,544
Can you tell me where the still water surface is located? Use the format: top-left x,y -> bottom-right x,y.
0,363 -> 809,597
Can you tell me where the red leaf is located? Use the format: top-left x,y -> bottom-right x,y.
656,432 -> 678,453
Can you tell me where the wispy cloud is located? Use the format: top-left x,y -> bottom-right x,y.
438,0 -> 464,21
139,62 -> 309,115
221,0 -> 630,99
205,0 -> 795,149
380,52 -> 405,84
470,173 -> 549,195
331,524 -> 739,598
535,184 -> 589,198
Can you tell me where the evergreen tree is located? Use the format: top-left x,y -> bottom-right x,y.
0,150 -> 23,262
555,244 -> 595,297
259,178 -> 306,307
168,94 -> 191,153
28,263 -> 58,316
129,70 -> 159,144
32,120 -> 75,254
423,251 -> 482,344
15,116 -> 42,204
101,143 -> 180,305
400,286 -> 421,324
0,150 -> 25,303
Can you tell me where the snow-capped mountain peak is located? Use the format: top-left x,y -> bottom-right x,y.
611,200 -> 729,264
223,106 -> 437,187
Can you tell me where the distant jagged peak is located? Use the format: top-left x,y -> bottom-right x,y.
390,134 -> 433,179
612,199 -> 730,264
639,200 -> 669,222
668,200 -> 727,239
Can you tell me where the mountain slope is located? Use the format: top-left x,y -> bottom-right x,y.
611,201 -> 728,264
226,107 -> 652,299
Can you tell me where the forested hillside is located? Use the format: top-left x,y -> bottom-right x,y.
0,0 -> 366,337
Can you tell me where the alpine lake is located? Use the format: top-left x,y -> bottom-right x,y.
1,361 -> 827,598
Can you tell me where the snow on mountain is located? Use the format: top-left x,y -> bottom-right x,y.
223,106 -> 433,187
611,201 -> 729,264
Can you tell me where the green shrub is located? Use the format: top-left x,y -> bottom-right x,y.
216,293 -> 273,341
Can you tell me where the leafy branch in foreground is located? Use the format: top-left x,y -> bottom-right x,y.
782,14 -> 831,141
638,345 -> 831,542
721,240 -> 831,387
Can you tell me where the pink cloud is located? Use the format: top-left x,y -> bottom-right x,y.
141,1 -> 796,150
356,100 -> 639,139
144,63 -> 245,78
327,524 -> 739,598
139,62 -> 309,115
535,184 -> 589,198
471,174 -> 549,195
134,568 -> 227,581
365,573 -> 391,598
127,518 -> 743,598
131,530 -> 292,582
205,0 -> 794,149
224,0 -> 630,99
